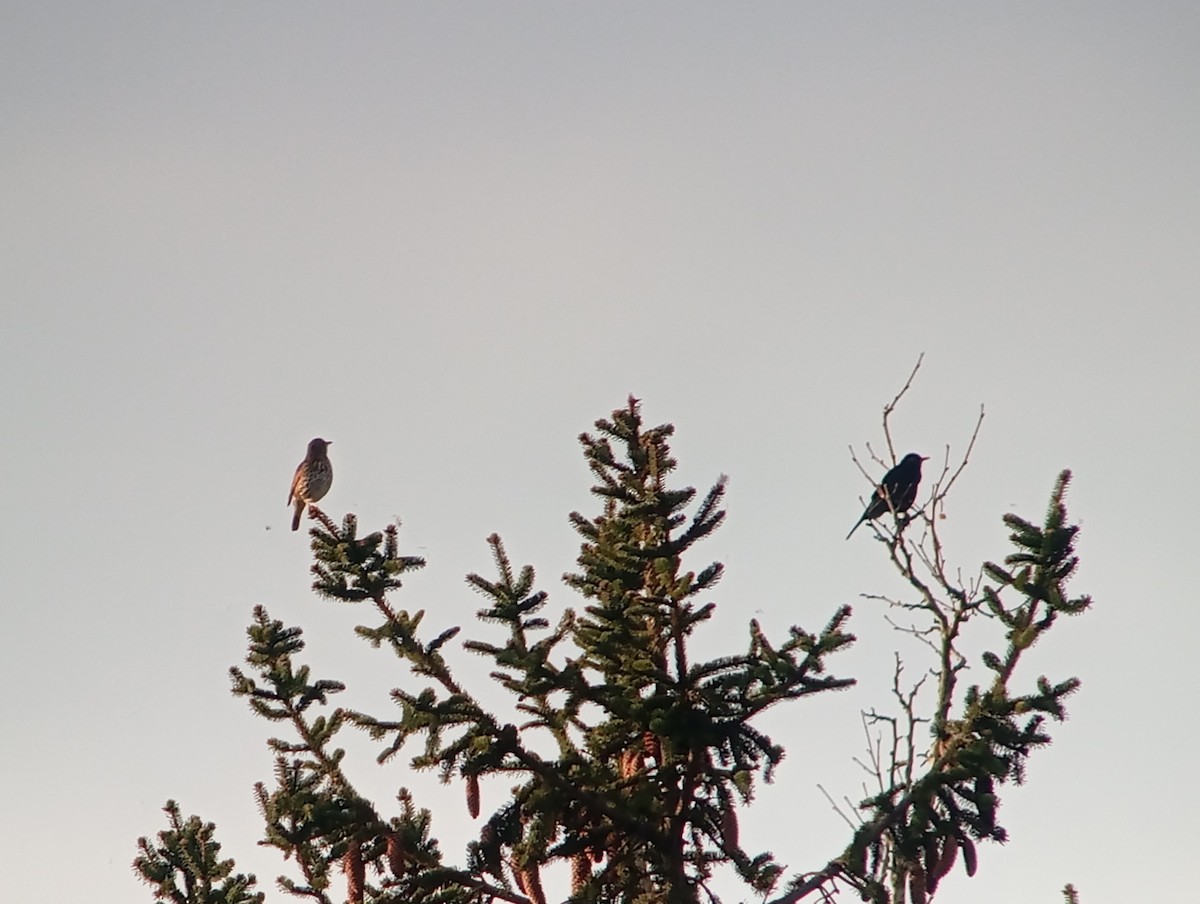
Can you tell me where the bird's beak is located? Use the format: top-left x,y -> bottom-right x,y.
921,455 -> 929,461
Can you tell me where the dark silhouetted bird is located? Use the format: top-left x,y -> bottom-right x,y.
845,452 -> 928,540
289,438 -> 333,531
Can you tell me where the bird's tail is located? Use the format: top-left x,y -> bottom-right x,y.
291,503 -> 303,531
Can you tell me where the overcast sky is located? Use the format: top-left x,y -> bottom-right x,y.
3,4 -> 1198,903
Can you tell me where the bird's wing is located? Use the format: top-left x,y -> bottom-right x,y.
864,484 -> 889,518
287,461 -> 303,505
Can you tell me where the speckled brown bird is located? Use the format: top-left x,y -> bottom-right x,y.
288,438 -> 333,531
846,452 -> 928,539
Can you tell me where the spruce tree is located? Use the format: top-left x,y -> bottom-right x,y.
135,393 -> 1090,904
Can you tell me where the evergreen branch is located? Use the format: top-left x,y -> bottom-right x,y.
134,801 -> 263,904
139,393 -> 1092,904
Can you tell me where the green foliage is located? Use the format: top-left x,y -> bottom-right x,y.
136,396 -> 1091,904
133,801 -> 262,904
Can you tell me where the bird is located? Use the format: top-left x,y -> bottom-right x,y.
845,452 -> 928,540
288,438 -> 333,531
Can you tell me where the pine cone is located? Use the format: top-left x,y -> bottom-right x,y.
344,839 -> 365,904
932,835 -> 958,882
466,773 -> 481,819
961,835 -> 978,877
570,852 -> 591,894
386,831 -> 407,878
620,747 -> 644,779
519,863 -> 546,904
921,835 -> 939,891
511,861 -> 527,895
642,731 -> 662,764
908,863 -> 927,904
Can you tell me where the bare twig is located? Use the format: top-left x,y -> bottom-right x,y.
804,362 -> 995,903
817,784 -> 860,832
880,353 -> 925,465
847,353 -> 924,482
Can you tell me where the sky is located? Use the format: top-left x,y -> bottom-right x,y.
2,3 -> 1198,902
